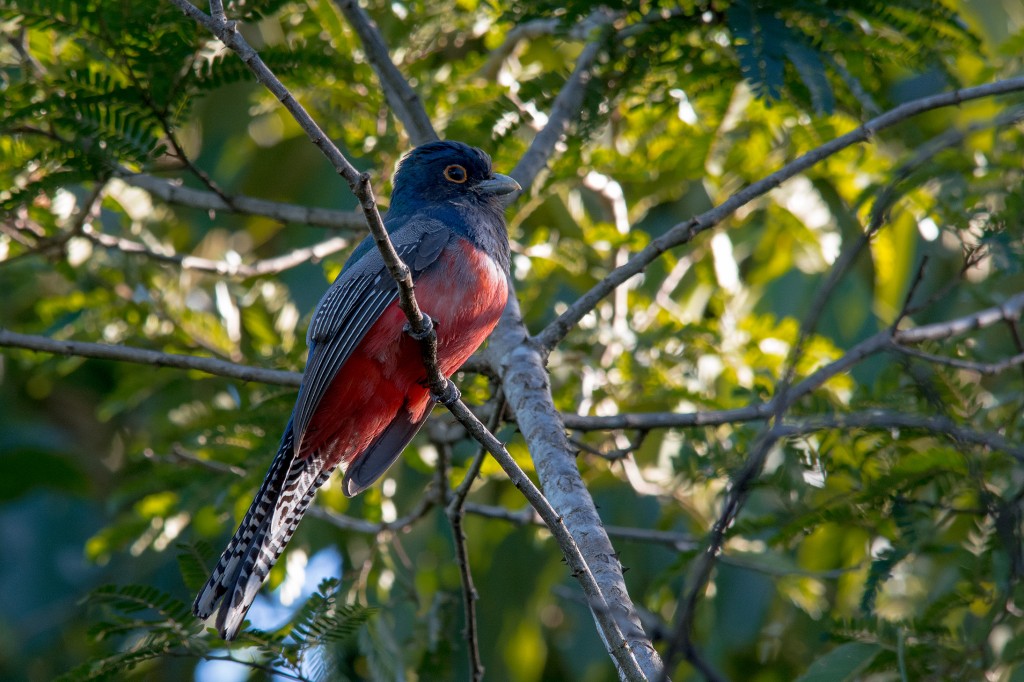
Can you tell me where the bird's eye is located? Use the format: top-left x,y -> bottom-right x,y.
444,164 -> 468,184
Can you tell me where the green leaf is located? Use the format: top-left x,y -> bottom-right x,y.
794,642 -> 883,682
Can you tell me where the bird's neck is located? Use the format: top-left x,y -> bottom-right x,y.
391,200 -> 511,274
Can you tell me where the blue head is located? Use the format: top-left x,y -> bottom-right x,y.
388,141 -> 519,218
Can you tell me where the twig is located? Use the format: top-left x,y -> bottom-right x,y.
143,445 -> 248,478
308,494 -> 437,534
561,404 -> 771,431
445,393 -> 505,682
330,0 -> 437,146
535,75 -> 1024,351
463,503 -> 697,551
892,347 -> 1024,376
478,18 -> 560,80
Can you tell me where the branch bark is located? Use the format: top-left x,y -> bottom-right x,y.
330,0 -> 438,146
118,172 -> 366,230
0,328 -> 302,386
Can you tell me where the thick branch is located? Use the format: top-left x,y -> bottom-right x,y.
488,297 -> 662,679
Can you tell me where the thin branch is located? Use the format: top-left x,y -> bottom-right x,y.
536,75 -> 1024,351
80,222 -> 350,277
308,494 -> 437,535
774,411 -> 1024,463
118,172 -> 366,230
330,0 -> 437,146
478,18 -> 560,80
561,404 -> 771,431
892,347 -> 1024,376
896,291 -> 1024,345
0,329 -> 302,387
143,445 -> 248,478
463,503 -> 697,551
445,393 -> 504,682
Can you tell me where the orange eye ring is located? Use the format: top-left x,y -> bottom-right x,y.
444,164 -> 468,184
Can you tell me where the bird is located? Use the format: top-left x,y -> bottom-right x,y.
192,140 -> 519,640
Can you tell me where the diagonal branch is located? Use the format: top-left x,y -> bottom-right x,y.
118,172 -> 366,229
330,0 -> 438,146
535,75 -> 1024,351
510,39 -> 605,193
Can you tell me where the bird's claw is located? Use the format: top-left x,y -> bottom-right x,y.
432,381 -> 461,406
403,313 -> 434,341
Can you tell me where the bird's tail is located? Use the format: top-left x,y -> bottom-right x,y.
193,424 -> 334,640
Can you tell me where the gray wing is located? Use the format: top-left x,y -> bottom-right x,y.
291,219 -> 452,454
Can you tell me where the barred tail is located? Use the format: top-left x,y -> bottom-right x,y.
193,423 -> 334,640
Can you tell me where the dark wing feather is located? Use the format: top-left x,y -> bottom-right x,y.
340,407 -> 432,497
292,219 -> 451,454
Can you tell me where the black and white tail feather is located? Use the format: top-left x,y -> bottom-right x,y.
192,424 -> 335,640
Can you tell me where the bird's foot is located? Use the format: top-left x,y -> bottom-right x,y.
432,381 -> 462,406
403,313 -> 434,341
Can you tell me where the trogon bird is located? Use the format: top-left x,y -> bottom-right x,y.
193,141 -> 519,640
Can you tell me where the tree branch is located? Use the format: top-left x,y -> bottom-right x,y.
330,0 -> 438,146
774,411 -> 1024,463
535,75 -> 1024,351
487,296 -> 661,679
79,221 -> 350,277
118,172 -> 366,230
0,329 -> 302,387
509,34 -> 607,192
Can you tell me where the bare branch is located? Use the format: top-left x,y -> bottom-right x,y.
478,18 -> 560,80
536,75 -> 1024,351
510,37 -> 605,192
80,222 -> 350,277
118,172 -> 366,230
896,291 -> 1024,344
893,347 -> 1024,376
0,329 -> 302,387
463,503 -> 697,551
774,411 -> 1024,463
445,393 -> 504,682
309,495 -> 437,534
562,404 -> 771,431
487,296 -> 662,679
330,0 -> 438,146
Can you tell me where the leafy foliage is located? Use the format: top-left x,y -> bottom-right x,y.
2,0 -> 1024,681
